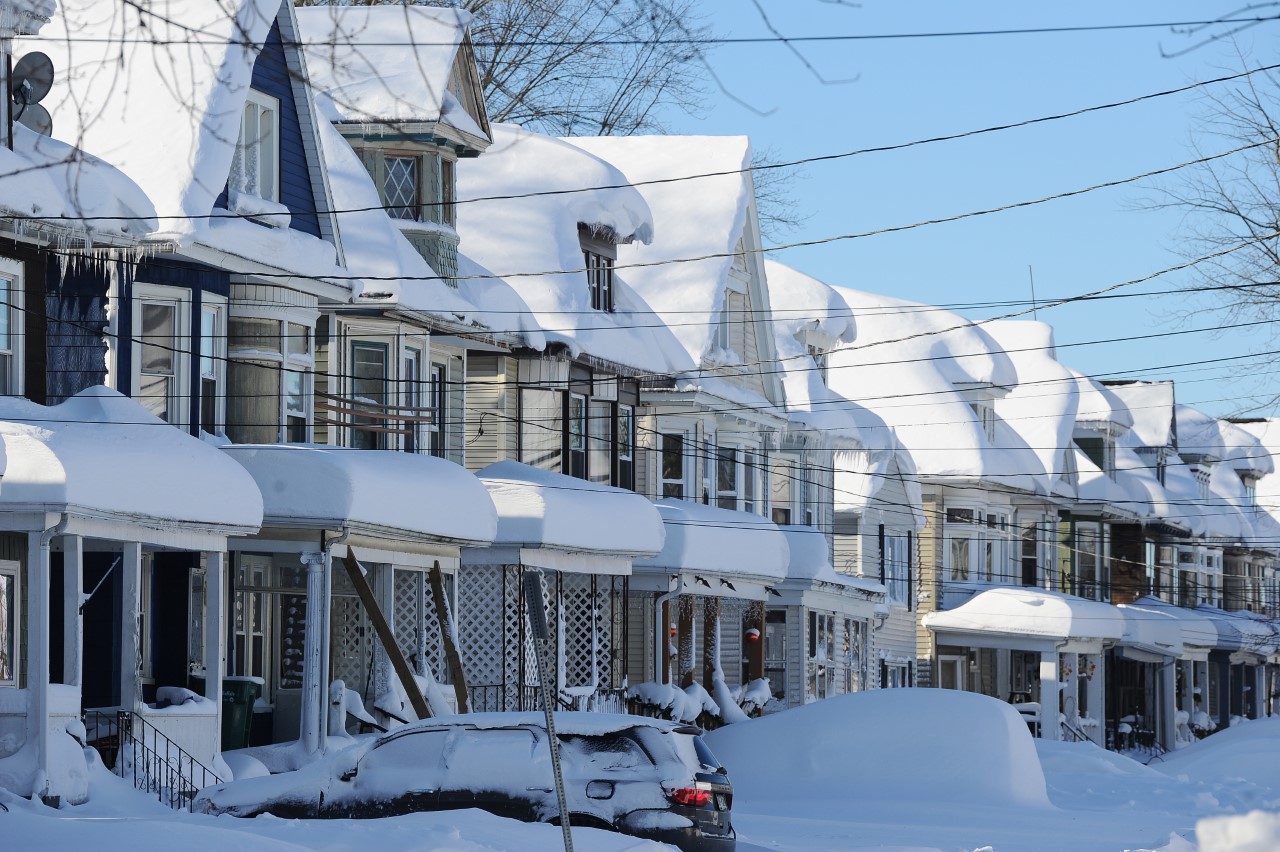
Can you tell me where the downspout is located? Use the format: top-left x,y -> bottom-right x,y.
655,575 -> 684,685
31,515 -> 68,803
319,527 -> 350,752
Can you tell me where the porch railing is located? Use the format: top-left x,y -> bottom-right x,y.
468,683 -> 543,712
92,710 -> 223,811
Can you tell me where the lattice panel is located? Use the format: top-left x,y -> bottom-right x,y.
331,594 -> 373,696
423,572 -> 453,685
560,573 -> 598,689
458,565 -> 513,689
393,570 -> 423,674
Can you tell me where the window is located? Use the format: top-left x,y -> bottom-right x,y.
885,534 -> 910,606
949,536 -> 971,582
227,316 -> 313,444
231,91 -> 279,202
383,155 -> 420,220
661,432 -> 687,498
808,344 -> 829,383
584,249 -> 614,312
440,158 -> 456,227
0,260 -> 23,397
139,300 -> 178,422
716,445 -> 739,510
881,660 -> 911,689
351,342 -> 389,450
427,363 -> 446,458
520,389 -> 563,471
1075,435 -> 1115,479
617,404 -> 634,490
969,401 -> 996,442
771,461 -> 794,524
809,612 -> 836,700
0,561 -> 17,686
588,398 -> 613,484
199,306 -> 223,435
715,291 -> 745,355
568,393 -> 587,479
1021,523 -> 1039,587
402,349 -> 424,454
742,451 -> 759,514
761,609 -> 786,700
232,555 -> 272,696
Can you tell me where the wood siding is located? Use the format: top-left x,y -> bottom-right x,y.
464,353 -> 516,471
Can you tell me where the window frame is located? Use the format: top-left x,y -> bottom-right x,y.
349,340 -> 391,450
227,311 -> 315,444
0,560 -> 18,687
660,431 -> 689,499
0,257 -> 24,398
382,153 -> 422,221
232,89 -> 281,203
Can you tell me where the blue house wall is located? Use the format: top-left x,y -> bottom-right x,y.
214,19 -> 323,240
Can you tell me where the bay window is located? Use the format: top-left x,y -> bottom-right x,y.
227,315 -> 314,445
660,432 -> 687,498
351,342 -> 389,450
520,388 -> 563,471
716,445 -> 739,510
383,154 -> 420,220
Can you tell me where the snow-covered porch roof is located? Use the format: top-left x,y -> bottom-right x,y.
460,461 -> 664,576
631,500 -> 788,600
0,388 -> 261,549
924,587 -> 1125,652
1121,596 -> 1217,658
774,526 -> 883,616
1115,600 -> 1184,661
1195,606 -> 1279,657
223,444 -> 495,559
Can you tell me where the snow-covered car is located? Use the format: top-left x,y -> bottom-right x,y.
194,712 -> 735,851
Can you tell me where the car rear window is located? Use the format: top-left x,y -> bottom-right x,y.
693,736 -> 722,772
558,733 -> 652,772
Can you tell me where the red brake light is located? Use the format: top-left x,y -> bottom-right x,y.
668,787 -> 712,807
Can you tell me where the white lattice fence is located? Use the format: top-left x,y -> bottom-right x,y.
393,570 -> 424,674
330,582 -> 372,697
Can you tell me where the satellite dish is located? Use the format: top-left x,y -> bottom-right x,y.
17,103 -> 51,136
11,51 -> 54,137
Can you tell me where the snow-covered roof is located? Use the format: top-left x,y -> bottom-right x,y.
779,525 -> 886,595
827,288 -> 1042,490
296,4 -> 486,141
1074,374 -> 1133,431
476,461 -> 664,557
35,0 -> 349,279
0,387 -> 261,532
1176,405 -> 1228,462
0,0 -> 53,36
1195,605 -> 1278,654
1123,596 -> 1217,650
1117,600 -> 1183,658
455,125 -> 689,374
635,500 -> 788,583
569,135 -> 756,365
985,321 -> 1079,496
1074,448 -> 1137,516
223,444 -> 495,546
1107,381 -> 1175,451
0,125 -> 156,240
1112,443 -> 1186,531
1236,419 -> 1280,531
923,587 -> 1125,642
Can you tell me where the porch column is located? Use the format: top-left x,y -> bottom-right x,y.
702,597 -> 721,689
1085,654 -> 1105,747
299,551 -> 326,754
1039,651 -> 1062,741
120,542 -> 143,711
25,530 -> 51,799
1159,657 -> 1177,750
203,552 -> 226,749
677,595 -> 696,688
62,536 -> 83,688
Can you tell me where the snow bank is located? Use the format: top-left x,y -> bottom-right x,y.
704,690 -> 1051,813
1156,718 -> 1280,791
635,499 -> 788,582
1198,811 -> 1280,852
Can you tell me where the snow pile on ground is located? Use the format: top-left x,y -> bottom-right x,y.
706,689 -> 1050,814
1198,811 -> 1280,852
1155,717 -> 1280,807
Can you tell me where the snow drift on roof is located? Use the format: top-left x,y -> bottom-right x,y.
476,461 -> 663,557
570,135 -> 754,364
0,387 -> 261,530
827,288 -> 1043,489
0,125 -> 157,239
224,444 -> 495,545
1117,600 -> 1183,657
296,4 -> 483,139
1196,605 -> 1277,654
1237,419 -> 1280,523
636,500 -> 788,582
1125,595 -> 1217,648
924,587 -> 1125,642
1107,381 -> 1175,450
1,0 -> 53,35
1074,375 -> 1133,430
1190,410 -> 1274,475
779,525 -> 885,594
985,321 -> 1079,495
455,125 -> 688,374
1176,405 -> 1228,461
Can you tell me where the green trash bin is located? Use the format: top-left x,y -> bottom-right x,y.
220,677 -> 261,751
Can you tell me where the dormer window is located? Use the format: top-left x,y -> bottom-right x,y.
1075,433 -> 1116,480
969,401 -> 996,442
580,225 -> 617,312
808,344 -> 829,383
231,90 -> 279,202
383,155 -> 419,220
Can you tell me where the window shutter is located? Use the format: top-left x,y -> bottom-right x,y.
880,660 -> 888,689
878,524 -> 886,583
808,611 -> 816,659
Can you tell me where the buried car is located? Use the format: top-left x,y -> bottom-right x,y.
194,712 -> 735,851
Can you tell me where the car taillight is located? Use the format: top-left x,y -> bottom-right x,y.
668,786 -> 712,807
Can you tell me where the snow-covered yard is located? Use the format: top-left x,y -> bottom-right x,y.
8,690 -> 1280,851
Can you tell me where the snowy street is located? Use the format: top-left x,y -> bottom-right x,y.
8,690 -> 1280,851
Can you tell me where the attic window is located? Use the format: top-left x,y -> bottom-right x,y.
580,225 -> 617,312
383,155 -> 420,220
968,401 -> 996,442
231,90 -> 279,203
808,344 -> 829,383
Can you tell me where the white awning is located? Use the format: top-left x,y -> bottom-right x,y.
0,387 -> 261,542
224,443 -> 495,546
476,461 -> 663,558
924,587 -> 1125,643
634,500 -> 788,583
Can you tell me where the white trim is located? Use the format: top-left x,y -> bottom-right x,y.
0,256 -> 24,398
0,559 -> 19,687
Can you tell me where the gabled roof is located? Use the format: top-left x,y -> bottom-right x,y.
35,0 -> 348,280
455,124 -> 689,374
568,136 -> 774,371
296,4 -> 491,146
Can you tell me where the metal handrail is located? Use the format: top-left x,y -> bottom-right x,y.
116,711 -> 223,811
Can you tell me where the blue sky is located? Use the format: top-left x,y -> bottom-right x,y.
658,1 -> 1280,417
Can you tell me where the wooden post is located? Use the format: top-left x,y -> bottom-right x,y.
702,597 -> 720,689
746,602 -> 765,683
341,549 -> 431,721
659,592 -> 671,684
429,560 -> 470,713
